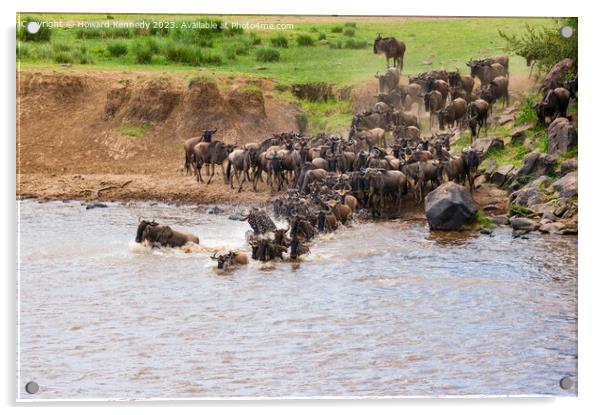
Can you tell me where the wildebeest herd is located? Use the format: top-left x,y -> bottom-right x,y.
136,35 -> 577,269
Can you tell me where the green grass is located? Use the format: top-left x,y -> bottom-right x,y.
119,121 -> 151,138
509,203 -> 534,216
297,98 -> 353,134
17,14 -> 556,85
475,211 -> 494,227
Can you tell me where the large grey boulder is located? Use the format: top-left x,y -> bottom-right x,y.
472,137 -> 504,155
509,176 -> 552,208
510,217 -> 540,232
425,182 -> 479,231
514,152 -> 557,185
559,158 -> 578,177
490,164 -> 515,187
547,117 -> 577,155
552,171 -> 578,198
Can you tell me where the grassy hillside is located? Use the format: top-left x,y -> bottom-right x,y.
17,14 -> 557,85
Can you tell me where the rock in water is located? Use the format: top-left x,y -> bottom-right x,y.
425,182 -> 478,231
86,202 -> 108,210
547,117 -> 577,155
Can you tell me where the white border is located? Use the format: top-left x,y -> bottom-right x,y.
4,0 -> 601,413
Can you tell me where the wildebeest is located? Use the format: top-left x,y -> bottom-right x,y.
448,70 -> 474,93
289,237 -> 311,260
426,78 -> 450,104
365,168 -> 408,216
300,168 -> 329,194
376,89 -> 402,111
241,208 -> 276,235
480,76 -> 509,109
192,141 -> 234,184
438,98 -> 467,130
467,60 -> 508,86
375,67 -> 400,94
226,149 -> 252,192
373,34 -> 406,71
535,87 -> 570,125
466,99 -> 489,141
355,127 -> 387,149
424,90 -> 445,129
210,250 -> 249,270
135,219 -> 199,248
398,83 -> 423,112
461,148 -> 479,192
183,136 -> 205,176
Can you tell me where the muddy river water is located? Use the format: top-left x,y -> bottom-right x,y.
18,199 -> 577,399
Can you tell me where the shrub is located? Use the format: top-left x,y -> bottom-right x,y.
224,45 -> 237,60
343,28 -> 355,37
344,38 -> 368,49
255,47 -> 280,62
107,42 -> 128,57
53,51 -> 73,64
296,34 -> 314,47
248,33 -> 262,45
270,34 -> 288,48
329,40 -> 343,49
331,26 -> 343,33
75,26 -> 132,39
224,26 -> 244,37
52,42 -> 71,52
18,16 -> 51,42
133,43 -> 153,64
74,49 -> 94,64
318,32 -> 327,41
499,17 -> 577,73
296,113 -> 308,133
344,22 -> 357,28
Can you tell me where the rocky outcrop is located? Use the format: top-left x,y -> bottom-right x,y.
510,152 -> 557,189
552,171 -> 578,199
490,164 -> 515,187
547,117 -> 577,155
471,137 -> 504,155
425,182 -> 479,231
510,176 -> 552,208
559,158 -> 578,177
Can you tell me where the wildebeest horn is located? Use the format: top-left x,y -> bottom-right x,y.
138,216 -> 142,223
212,128 -> 218,133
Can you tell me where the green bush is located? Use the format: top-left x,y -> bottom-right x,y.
296,113 -> 308,133
75,26 -> 132,39
53,51 -> 73,64
344,38 -> 368,49
514,95 -> 538,125
331,26 -> 343,33
107,42 -> 128,57
74,49 -> 94,64
248,33 -> 262,45
318,32 -> 327,41
270,34 -> 288,48
499,17 -> 577,73
52,42 -> 71,52
255,47 -> 280,62
343,28 -> 355,37
133,43 -> 153,64
296,34 -> 314,47
18,16 -> 51,42
224,26 -> 244,37
344,22 -> 357,28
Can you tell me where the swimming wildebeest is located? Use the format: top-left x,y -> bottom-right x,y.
135,219 -> 199,248
375,67 -> 400,94
241,208 -> 276,235
438,98 -> 467,130
535,87 -> 571,125
210,251 -> 249,270
373,34 -> 406,71
466,99 -> 490,141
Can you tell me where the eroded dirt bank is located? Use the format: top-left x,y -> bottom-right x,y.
17,68 -> 304,204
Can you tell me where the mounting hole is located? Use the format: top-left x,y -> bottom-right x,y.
560,26 -> 573,39
26,21 -> 40,34
25,381 -> 39,394
559,376 -> 573,390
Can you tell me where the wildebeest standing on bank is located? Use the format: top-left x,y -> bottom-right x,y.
438,98 -> 467,130
424,90 -> 445,129
135,219 -> 199,248
480,76 -> 509,109
192,141 -> 234,184
466,99 -> 490,142
535,87 -> 570,125
373,34 -> 406,72
375,67 -> 400,95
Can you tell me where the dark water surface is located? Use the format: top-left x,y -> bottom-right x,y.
18,200 -> 577,399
